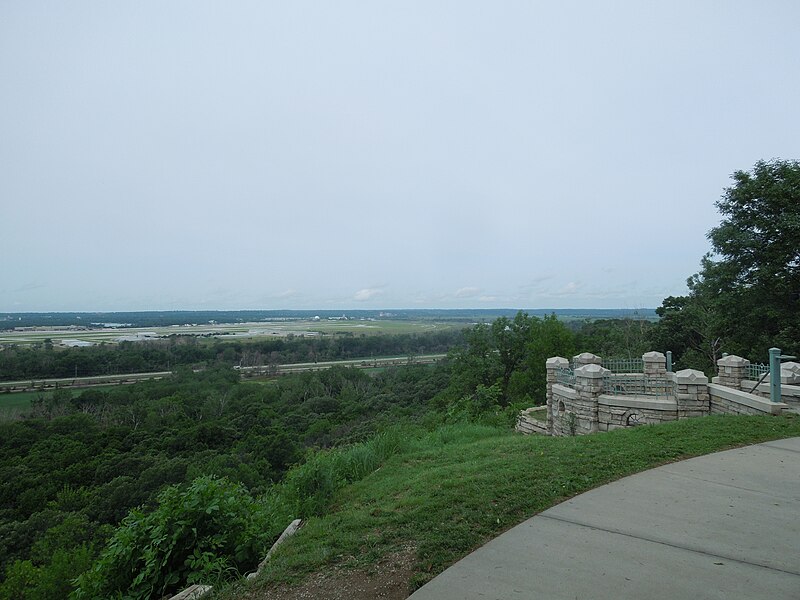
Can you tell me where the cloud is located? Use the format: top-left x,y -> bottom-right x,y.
454,286 -> 481,298
353,288 -> 383,301
478,295 -> 498,302
275,289 -> 298,299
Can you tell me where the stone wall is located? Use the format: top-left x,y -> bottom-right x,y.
551,384 -> 578,437
534,350 -> 789,438
515,408 -> 548,435
708,383 -> 787,416
547,356 -> 609,437
597,395 -> 678,430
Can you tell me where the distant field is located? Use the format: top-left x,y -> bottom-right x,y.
0,309 -> 659,347
0,384 -> 121,412
0,390 -> 42,411
0,319 -> 464,347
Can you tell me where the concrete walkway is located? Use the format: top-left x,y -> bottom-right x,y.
410,438 -> 800,600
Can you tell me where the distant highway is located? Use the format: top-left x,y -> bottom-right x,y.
0,353 -> 448,393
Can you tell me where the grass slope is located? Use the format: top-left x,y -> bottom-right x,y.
223,414 -> 800,597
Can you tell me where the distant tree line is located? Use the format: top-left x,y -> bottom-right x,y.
0,330 -> 462,381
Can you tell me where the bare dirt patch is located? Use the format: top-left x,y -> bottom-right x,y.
239,546 -> 417,600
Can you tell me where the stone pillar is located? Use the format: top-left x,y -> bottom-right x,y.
642,351 -> 667,377
573,363 -> 610,434
675,369 -> 709,418
716,355 -> 750,390
545,356 -> 569,435
642,351 -> 668,395
573,352 -> 601,368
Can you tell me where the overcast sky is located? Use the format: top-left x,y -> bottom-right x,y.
1,1 -> 798,312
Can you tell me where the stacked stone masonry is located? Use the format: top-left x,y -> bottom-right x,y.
515,409 -> 548,435
536,351 -> 788,438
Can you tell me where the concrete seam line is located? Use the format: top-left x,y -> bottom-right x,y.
760,442 -> 800,456
657,469 -> 800,501
537,514 -> 800,578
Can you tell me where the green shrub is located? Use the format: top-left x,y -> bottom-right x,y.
71,476 -> 280,600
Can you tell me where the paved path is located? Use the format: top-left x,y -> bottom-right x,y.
410,438 -> 800,600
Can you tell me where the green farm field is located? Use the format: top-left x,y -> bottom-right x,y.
0,384 -> 122,413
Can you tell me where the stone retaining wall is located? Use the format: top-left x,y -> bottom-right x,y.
530,350 -> 790,438
515,409 -> 548,435
597,395 -> 677,431
708,383 -> 787,416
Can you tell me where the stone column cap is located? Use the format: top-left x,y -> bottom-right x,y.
546,356 -> 569,369
717,355 -> 750,367
642,351 -> 666,362
575,363 -> 611,378
573,352 -> 601,363
781,361 -> 800,375
781,363 -> 800,384
675,369 -> 709,384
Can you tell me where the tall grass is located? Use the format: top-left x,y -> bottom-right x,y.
280,426 -> 418,517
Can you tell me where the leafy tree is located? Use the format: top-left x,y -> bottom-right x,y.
652,159 -> 800,366
444,312 -> 575,409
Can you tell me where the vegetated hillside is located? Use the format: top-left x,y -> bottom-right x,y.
0,314 -> 662,599
0,303 -> 759,600
0,362 -> 451,600
227,414 -> 800,599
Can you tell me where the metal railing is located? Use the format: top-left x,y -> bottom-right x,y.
601,358 -> 644,373
602,373 -> 675,398
746,363 -> 770,381
555,367 -> 576,386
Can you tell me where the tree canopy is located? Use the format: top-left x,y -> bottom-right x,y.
652,159 -> 800,369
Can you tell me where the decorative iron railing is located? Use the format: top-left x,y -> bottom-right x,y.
602,373 -> 674,398
601,358 -> 644,373
747,363 -> 770,381
555,366 -> 576,386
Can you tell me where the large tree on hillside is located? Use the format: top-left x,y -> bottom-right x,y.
653,159 -> 800,368
447,312 -> 575,407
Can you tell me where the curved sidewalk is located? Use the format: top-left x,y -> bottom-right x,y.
410,437 -> 800,600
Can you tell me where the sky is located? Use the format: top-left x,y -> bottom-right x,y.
1,1 -> 799,312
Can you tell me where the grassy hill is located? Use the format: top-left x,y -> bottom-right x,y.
219,414 -> 800,599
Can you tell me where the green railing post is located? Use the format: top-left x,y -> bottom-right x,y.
769,347 -> 781,403
666,351 -> 673,373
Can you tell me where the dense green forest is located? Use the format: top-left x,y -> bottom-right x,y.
1,159 -> 796,600
0,362 -> 452,599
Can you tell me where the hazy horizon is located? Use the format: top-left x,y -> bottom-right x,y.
3,2 -> 799,312
2,306 -> 658,315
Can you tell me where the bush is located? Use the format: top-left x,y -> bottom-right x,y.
71,476 -> 281,600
